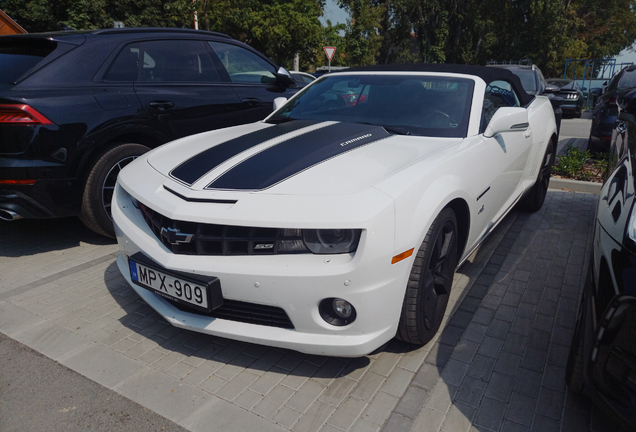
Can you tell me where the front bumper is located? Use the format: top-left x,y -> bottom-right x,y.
113,181 -> 410,357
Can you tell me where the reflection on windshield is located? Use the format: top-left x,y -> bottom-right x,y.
267,74 -> 474,138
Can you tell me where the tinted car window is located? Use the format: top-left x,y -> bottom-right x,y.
105,43 -> 141,81
208,41 -> 276,84
140,40 -> 221,82
292,73 -> 315,83
513,69 -> 537,93
0,39 -> 57,85
619,69 -> 636,88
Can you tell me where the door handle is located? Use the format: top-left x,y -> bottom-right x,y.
148,101 -> 175,110
242,98 -> 261,107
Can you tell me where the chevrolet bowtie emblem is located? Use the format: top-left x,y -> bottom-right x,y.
161,227 -> 194,245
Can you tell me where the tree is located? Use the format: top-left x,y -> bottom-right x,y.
338,0 -> 383,66
315,19 -> 347,67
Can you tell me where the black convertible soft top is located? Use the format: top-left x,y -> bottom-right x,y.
346,63 -> 534,106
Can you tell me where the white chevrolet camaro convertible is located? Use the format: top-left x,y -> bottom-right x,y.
113,64 -> 557,357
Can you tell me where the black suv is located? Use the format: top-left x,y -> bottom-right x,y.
589,65 -> 636,152
0,28 -> 298,237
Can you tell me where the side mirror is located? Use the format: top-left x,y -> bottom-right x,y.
544,84 -> 560,94
484,107 -> 529,138
276,67 -> 296,86
273,97 -> 288,112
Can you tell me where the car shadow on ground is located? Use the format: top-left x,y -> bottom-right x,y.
101,260 -> 373,379
423,194 -> 625,432
0,217 -> 115,258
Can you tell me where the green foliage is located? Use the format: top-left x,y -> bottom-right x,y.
3,0 -> 636,73
553,145 -> 607,181
327,0 -> 636,75
338,0 -> 383,66
315,20 -> 347,67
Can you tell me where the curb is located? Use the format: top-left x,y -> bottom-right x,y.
549,177 -> 602,194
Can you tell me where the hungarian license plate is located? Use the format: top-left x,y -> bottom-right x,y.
128,254 -> 221,313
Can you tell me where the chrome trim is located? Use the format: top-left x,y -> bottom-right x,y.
0,209 -> 23,221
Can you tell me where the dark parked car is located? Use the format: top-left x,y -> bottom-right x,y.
487,64 -> 562,137
547,78 -> 584,118
589,65 -> 636,152
566,86 -> 636,431
0,28 -> 298,237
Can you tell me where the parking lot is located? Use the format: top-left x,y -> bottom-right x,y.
0,117 -> 625,432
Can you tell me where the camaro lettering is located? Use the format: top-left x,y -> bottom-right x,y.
340,134 -> 372,147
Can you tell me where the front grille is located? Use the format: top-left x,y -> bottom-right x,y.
171,298 -> 294,329
140,204 -> 306,256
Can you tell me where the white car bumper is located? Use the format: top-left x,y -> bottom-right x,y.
113,183 -> 412,357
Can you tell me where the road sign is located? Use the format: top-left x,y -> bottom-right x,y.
323,47 -> 336,62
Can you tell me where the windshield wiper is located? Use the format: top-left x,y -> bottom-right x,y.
358,122 -> 410,135
266,117 -> 297,124
382,126 -> 410,135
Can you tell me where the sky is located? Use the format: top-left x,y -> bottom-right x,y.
320,0 -> 348,26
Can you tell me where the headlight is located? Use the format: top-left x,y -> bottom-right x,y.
303,229 -> 361,254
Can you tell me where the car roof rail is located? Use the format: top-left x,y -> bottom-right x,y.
90,27 -> 230,39
486,59 -> 533,67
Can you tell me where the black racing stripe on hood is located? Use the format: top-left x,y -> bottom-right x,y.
206,122 -> 391,191
170,119 -> 320,186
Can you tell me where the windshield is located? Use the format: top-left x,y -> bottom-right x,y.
268,74 -> 474,138
547,80 -> 573,89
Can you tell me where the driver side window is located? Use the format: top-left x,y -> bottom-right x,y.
481,80 -> 520,133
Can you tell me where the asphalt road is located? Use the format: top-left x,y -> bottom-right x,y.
0,332 -> 189,432
559,112 -> 592,139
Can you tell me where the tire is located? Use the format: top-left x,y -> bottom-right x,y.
396,208 -> 459,345
574,109 -> 582,119
79,143 -> 149,238
519,139 -> 554,212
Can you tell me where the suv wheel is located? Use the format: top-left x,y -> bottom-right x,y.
80,143 -> 149,238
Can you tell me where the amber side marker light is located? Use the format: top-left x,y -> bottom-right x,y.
0,104 -> 54,125
391,248 -> 414,264
0,180 -> 37,185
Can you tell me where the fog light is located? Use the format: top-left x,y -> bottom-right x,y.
319,297 -> 356,326
333,298 -> 353,318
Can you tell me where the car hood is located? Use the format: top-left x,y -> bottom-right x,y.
146,120 -> 462,196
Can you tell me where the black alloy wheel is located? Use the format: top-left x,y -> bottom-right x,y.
101,155 -> 138,220
397,208 -> 459,345
80,143 -> 150,238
